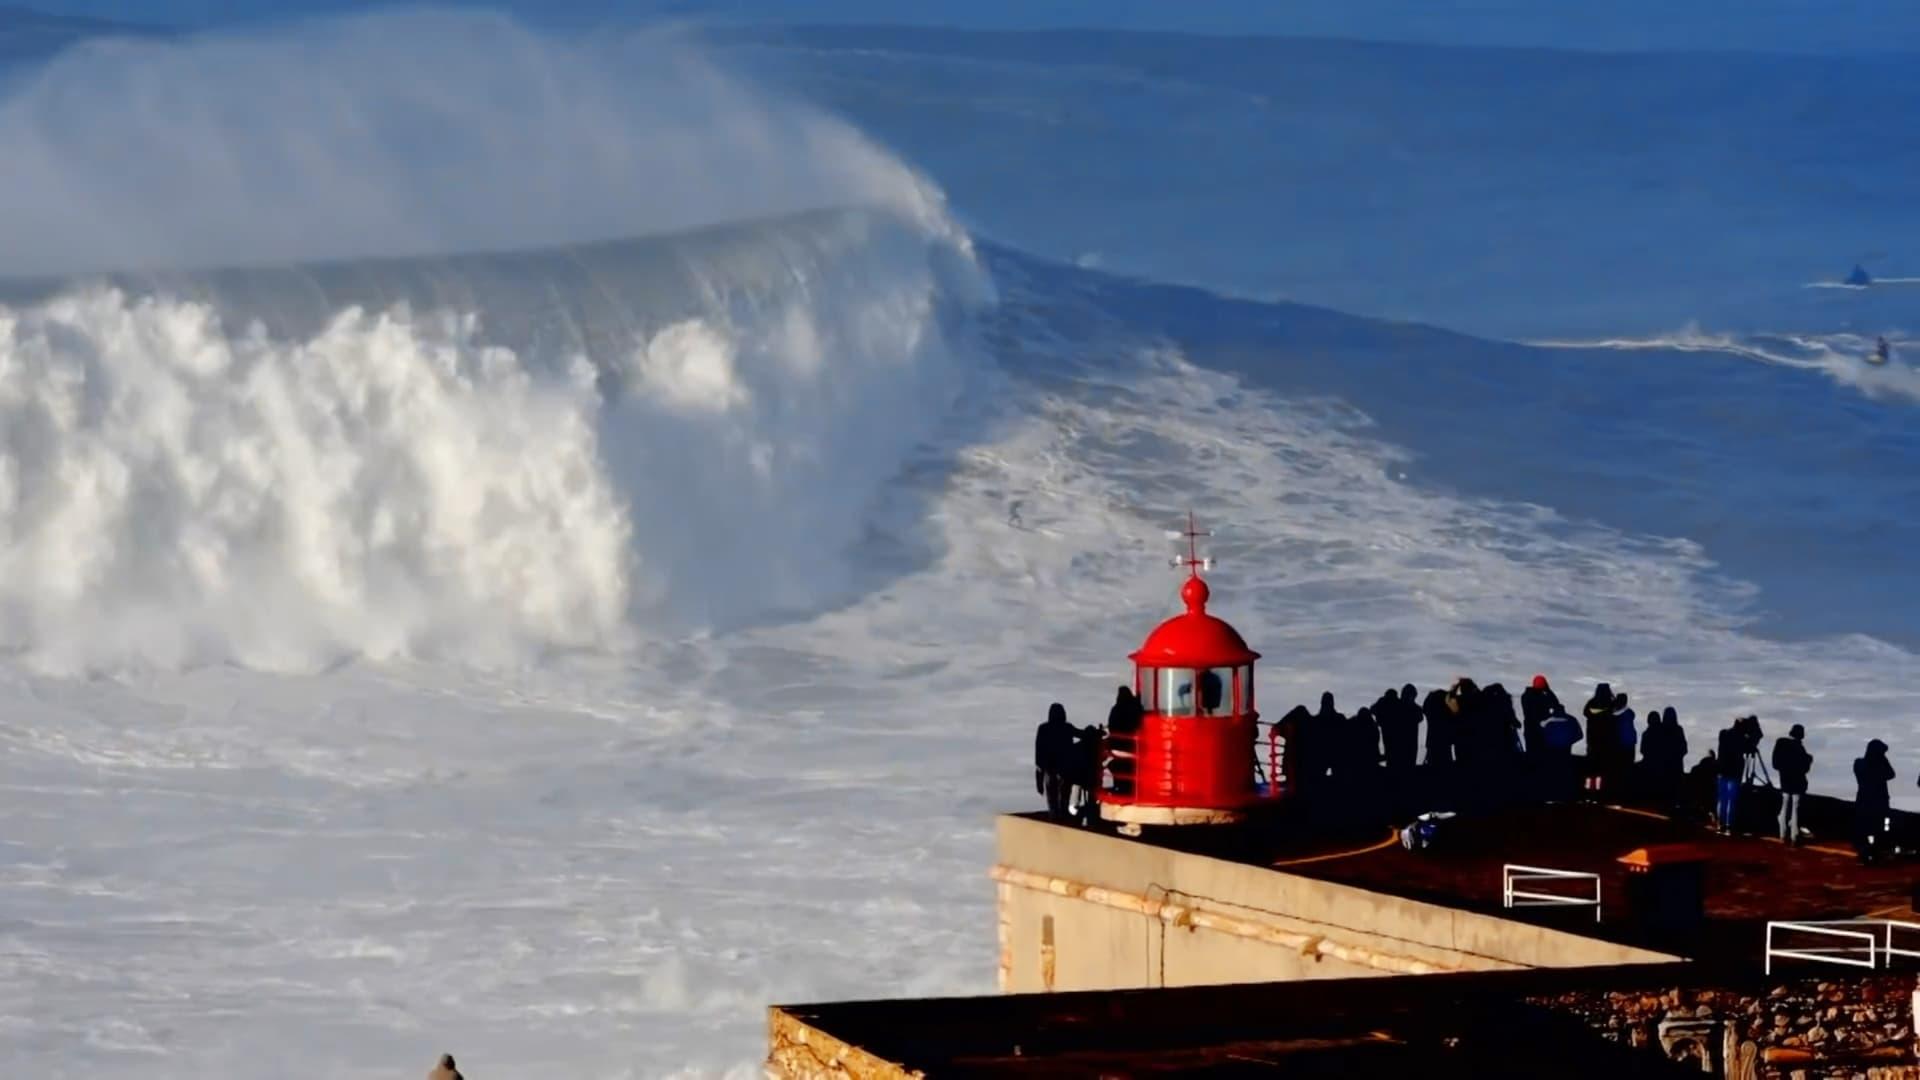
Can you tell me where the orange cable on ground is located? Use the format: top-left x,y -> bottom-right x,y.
1269,827 -> 1401,868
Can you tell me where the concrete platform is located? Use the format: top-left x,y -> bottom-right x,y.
1063,797 -> 1920,967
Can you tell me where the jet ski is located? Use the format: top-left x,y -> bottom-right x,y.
1846,264 -> 1874,287
1870,336 -> 1892,365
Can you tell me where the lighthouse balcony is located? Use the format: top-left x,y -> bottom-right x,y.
1097,802 -> 1249,827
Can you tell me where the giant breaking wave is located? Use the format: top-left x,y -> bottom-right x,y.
0,12 -> 994,675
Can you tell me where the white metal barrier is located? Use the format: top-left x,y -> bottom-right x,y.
1765,920 -> 1920,976
1502,863 -> 1602,923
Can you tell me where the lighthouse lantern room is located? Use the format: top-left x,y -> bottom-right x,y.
1100,515 -> 1264,833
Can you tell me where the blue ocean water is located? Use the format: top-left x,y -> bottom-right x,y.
699,22 -> 1920,649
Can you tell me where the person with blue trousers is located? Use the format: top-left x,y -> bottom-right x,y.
1714,719 -> 1747,834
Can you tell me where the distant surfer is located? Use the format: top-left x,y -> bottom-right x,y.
1871,335 -> 1892,365
1846,263 -> 1873,287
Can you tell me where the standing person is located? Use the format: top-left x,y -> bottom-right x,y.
1447,678 -> 1482,767
1344,707 -> 1384,822
1105,685 -> 1142,797
1275,704 -> 1310,796
1071,721 -> 1105,826
1641,706 -> 1687,812
1539,704 -> 1585,802
1520,674 -> 1560,757
1771,724 -> 1812,845
1379,687 -> 1420,776
1714,719 -> 1747,834
1035,703 -> 1074,820
1582,683 -> 1618,801
1854,739 -> 1895,864
1611,692 -> 1638,797
1303,692 -> 1345,797
1422,687 -> 1454,770
1661,706 -> 1688,810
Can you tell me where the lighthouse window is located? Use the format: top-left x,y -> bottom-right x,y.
1237,665 -> 1255,712
1136,667 -> 1158,711
1161,668 -> 1198,716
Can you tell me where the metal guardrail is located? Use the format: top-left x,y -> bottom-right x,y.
1764,919 -> 1920,976
1502,863 -> 1602,923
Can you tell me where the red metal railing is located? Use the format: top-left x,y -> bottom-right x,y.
1096,724 -> 1289,805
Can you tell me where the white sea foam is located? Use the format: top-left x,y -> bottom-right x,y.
0,9 -> 958,276
0,290 -> 628,674
1532,326 -> 1920,403
0,10 -> 991,675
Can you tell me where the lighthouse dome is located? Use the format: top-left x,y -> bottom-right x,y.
1129,575 -> 1260,668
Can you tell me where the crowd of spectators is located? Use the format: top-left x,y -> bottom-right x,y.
1039,674 -> 1907,864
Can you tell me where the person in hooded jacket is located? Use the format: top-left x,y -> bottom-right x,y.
1538,703 -> 1585,801
1582,683 -> 1618,801
1378,687 -> 1420,776
1104,685 -> 1142,797
1772,724 -> 1812,845
1483,684 -> 1523,759
1343,706 -> 1384,820
1854,739 -> 1895,863
1611,693 -> 1638,797
1070,720 -> 1106,825
1639,706 -> 1687,812
1300,692 -> 1344,798
429,1054 -> 464,1080
1035,703 -> 1075,819
1520,675 -> 1559,757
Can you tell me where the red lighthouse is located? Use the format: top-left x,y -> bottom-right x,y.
1100,516 -> 1264,834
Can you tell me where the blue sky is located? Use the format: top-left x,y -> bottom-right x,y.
28,1 -> 1920,53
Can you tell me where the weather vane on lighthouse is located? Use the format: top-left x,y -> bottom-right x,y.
1168,510 -> 1215,577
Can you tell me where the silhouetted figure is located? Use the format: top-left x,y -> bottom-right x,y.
1446,678 -> 1482,769
1685,751 -> 1719,821
1422,687 -> 1454,769
1105,685 -> 1141,797
1199,669 -> 1226,714
1342,706 -> 1383,819
1276,704 -> 1310,795
1070,722 -> 1104,825
430,1053 -> 464,1080
1714,719 -> 1747,834
1611,692 -> 1638,796
1582,683 -> 1618,800
1538,704 -> 1584,801
1772,724 -> 1812,845
1379,686 -> 1420,775
1855,739 -> 1895,863
1447,678 -> 1489,807
1640,705 -> 1687,812
1107,685 -> 1142,735
1035,703 -> 1075,819
1478,683 -> 1521,807
1483,683 -> 1522,759
1520,674 -> 1560,756
1297,687 -> 1344,791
